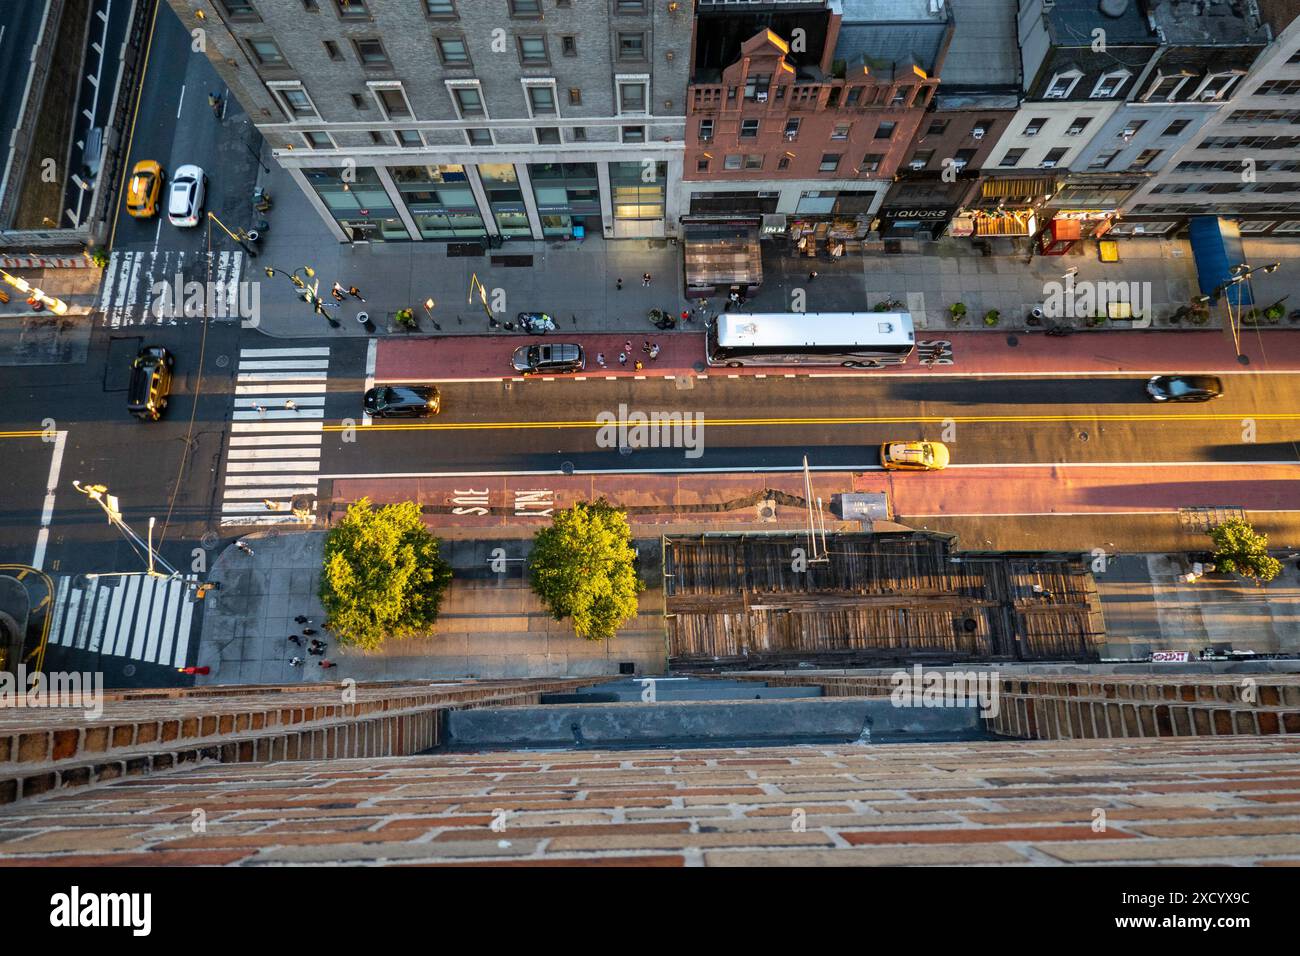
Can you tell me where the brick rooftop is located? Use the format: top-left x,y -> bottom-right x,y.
1,737 -> 1298,866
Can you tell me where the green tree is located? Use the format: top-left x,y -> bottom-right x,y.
1208,518 -> 1282,585
320,498 -> 453,649
529,499 -> 643,641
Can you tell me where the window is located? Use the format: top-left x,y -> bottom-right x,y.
370,82 -> 412,119
269,82 -> 318,120
622,125 -> 646,143
1255,80 -> 1300,96
570,127 -> 586,142
1066,117 -> 1090,135
350,93 -> 368,110
909,150 -> 934,168
1119,119 -> 1146,138
1042,148 -> 1067,166
861,153 -> 883,173
509,0 -> 541,15
724,155 -> 741,170
618,32 -> 645,60
466,128 -> 492,145
518,36 -> 547,65
248,38 -> 286,66
954,148 -> 976,167
740,118 -> 759,138
845,87 -> 861,107
784,118 -> 800,140
561,35 -> 576,56
1143,72 -> 1190,102
536,128 -> 561,145
396,129 -> 424,147
697,158 -> 710,172
727,86 -> 737,102
1161,119 -> 1190,137
1023,117 -> 1047,136
568,87 -> 582,106
1090,69 -> 1130,99
302,130 -> 334,148
615,0 -> 646,11
1192,71 -> 1243,101
1045,70 -> 1082,99
699,118 -> 714,141
1238,220 -> 1275,233
618,78 -> 648,114
831,123 -> 851,140
1274,220 -> 1300,233
525,83 -> 557,116
425,0 -> 457,16
436,37 -> 468,65
217,0 -> 257,17
353,39 -> 390,69
1088,149 -> 1119,169
889,87 -> 909,107
1130,148 -> 1162,169
998,148 -> 1026,167
874,122 -> 895,140
369,131 -> 391,145
335,0 -> 368,17
323,40 -> 342,61
744,155 -> 763,169
744,73 -> 771,101
777,156 -> 790,170
927,119 -> 948,136
819,153 -> 841,172
449,82 -> 486,119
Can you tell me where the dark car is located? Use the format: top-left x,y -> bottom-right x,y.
364,384 -> 441,418
127,346 -> 174,421
511,343 -> 585,375
1147,374 -> 1223,403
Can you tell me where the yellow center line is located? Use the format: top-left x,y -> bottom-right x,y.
321,412 -> 1300,433
0,431 -> 48,439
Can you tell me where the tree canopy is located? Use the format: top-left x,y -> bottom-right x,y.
528,499 -> 643,641
1208,519 -> 1282,585
320,498 -> 453,649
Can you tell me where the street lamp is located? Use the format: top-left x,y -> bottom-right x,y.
262,265 -> 315,290
1211,261 -> 1282,363
424,297 -> 441,331
71,481 -> 182,581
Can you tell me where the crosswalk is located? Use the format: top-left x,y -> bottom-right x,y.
218,346 -> 330,527
98,250 -> 246,328
46,573 -> 200,668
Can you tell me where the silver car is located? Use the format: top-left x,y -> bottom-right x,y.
167,164 -> 207,227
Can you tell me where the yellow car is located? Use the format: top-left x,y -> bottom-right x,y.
126,160 -> 163,218
880,440 -> 950,471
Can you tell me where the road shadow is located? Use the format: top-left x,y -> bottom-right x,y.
1198,442 -> 1300,463
886,378 -> 1149,406
1077,480 -> 1296,510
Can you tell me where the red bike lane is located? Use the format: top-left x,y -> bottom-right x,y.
374,329 -> 1300,383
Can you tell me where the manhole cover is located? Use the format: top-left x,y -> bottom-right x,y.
1079,431 -> 1089,442
201,532 -> 218,549
561,461 -> 575,475
618,444 -> 633,456
693,361 -> 706,373
123,664 -> 136,677
1237,353 -> 1251,366
215,355 -> 229,368
1006,335 -> 1019,347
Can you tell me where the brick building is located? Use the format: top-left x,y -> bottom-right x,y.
167,0 -> 692,243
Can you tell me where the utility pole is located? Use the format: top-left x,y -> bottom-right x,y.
72,481 -> 182,581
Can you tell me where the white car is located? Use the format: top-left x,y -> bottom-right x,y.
167,164 -> 207,227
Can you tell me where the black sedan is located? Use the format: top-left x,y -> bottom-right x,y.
363,384 -> 441,418
1146,375 -> 1223,403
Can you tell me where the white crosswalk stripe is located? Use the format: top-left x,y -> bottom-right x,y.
219,346 -> 330,526
97,250 -> 247,327
47,574 -> 200,668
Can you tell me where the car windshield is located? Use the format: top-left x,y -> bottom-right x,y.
1167,379 -> 1196,396
528,347 -> 541,364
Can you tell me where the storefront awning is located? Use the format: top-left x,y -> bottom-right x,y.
684,223 -> 762,289
973,210 -> 1037,237
981,177 -> 1057,200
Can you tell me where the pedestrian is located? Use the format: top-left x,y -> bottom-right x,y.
808,271 -> 818,282
642,272 -> 651,287
254,403 -> 267,418
309,645 -> 325,656
681,309 -> 692,325
348,285 -> 365,301
649,343 -> 661,360
289,657 -> 304,667
208,92 -> 222,118
235,539 -> 254,556
634,360 -> 644,371
624,340 -> 633,354
284,399 -> 298,412
310,638 -> 325,648
288,635 -> 302,646
616,277 -> 623,291
331,282 -> 346,302
319,659 -> 337,669
322,619 -> 333,631
302,627 -> 318,636
294,615 -> 310,625
618,352 -> 627,366
642,340 -> 652,354
596,352 -> 607,368
263,498 -> 279,511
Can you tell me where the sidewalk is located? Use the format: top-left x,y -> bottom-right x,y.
373,327 -> 1300,382
195,532 -> 665,684
0,263 -> 100,366
249,154 -> 1300,338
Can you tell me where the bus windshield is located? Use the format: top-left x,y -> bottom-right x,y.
706,312 -> 915,368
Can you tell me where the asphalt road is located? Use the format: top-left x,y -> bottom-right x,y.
0,0 -> 46,165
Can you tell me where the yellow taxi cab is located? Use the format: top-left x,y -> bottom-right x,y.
126,160 -> 163,218
880,440 -> 950,471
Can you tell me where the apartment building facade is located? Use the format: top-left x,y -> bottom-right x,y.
1119,0 -> 1300,237
680,0 -> 947,277
168,0 -> 692,243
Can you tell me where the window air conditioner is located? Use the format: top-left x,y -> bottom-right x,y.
785,132 -> 797,141
909,160 -> 927,170
972,128 -> 985,139
1121,128 -> 1135,137
1045,90 -> 1067,99
755,92 -> 768,102
1040,160 -> 1057,168
1067,128 -> 1082,135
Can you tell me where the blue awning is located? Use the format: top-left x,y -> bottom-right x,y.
1188,216 -> 1254,308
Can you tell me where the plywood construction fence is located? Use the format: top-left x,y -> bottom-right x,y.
663,532 -> 1105,668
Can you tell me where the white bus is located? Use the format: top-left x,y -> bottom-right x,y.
705,311 -> 915,368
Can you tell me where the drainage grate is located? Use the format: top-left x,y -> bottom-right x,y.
447,243 -> 484,258
1179,506 -> 1246,532
490,255 -> 534,267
